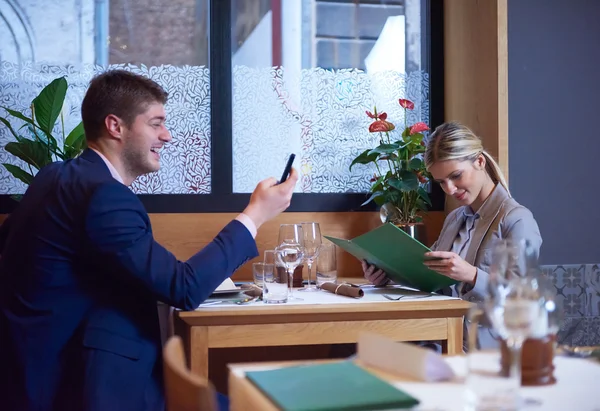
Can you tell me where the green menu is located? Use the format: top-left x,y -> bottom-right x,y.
325,223 -> 457,293
245,361 -> 419,411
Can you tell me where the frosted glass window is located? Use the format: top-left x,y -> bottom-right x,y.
231,0 -> 429,193
0,0 -> 211,194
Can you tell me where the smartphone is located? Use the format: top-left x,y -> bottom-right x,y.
278,153 -> 296,184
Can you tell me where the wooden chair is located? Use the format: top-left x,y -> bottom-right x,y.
163,335 -> 218,411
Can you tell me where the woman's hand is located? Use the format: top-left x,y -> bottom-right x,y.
361,260 -> 389,286
423,251 -> 478,284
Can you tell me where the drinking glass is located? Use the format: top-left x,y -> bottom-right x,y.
316,242 -> 337,286
465,304 -> 521,411
276,224 -> 305,301
471,239 -> 544,410
262,249 -> 287,303
298,222 -> 322,292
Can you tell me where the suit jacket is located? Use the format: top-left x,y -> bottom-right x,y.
432,184 -> 542,349
0,149 -> 258,411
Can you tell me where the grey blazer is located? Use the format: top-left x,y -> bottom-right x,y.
432,184 -> 542,349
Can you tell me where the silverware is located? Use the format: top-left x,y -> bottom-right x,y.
558,345 -> 600,358
234,296 -> 260,305
382,294 -> 432,301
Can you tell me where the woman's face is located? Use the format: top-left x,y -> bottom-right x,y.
428,155 -> 486,206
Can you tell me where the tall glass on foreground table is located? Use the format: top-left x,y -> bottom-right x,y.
465,239 -> 546,410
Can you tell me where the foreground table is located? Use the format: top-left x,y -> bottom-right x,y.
228,355 -> 600,411
174,286 -> 471,379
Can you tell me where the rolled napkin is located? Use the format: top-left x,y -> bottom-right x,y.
320,282 -> 364,298
240,283 -> 263,298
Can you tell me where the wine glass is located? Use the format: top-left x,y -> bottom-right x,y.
482,239 -> 545,408
298,222 -> 322,292
276,224 -> 305,301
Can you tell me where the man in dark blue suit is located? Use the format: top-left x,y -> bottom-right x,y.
0,70 -> 298,411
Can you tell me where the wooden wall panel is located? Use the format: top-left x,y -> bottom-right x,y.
149,211 -> 446,281
443,0 -> 508,211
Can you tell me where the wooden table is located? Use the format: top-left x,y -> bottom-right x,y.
228,356 -> 600,411
174,294 -> 471,379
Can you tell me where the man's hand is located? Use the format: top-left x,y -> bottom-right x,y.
423,251 -> 478,284
242,167 -> 299,230
362,260 -> 389,286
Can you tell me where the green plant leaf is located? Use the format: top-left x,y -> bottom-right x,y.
361,191 -> 384,206
409,157 -> 423,170
418,187 -> 432,206
1,107 -> 35,127
349,149 -> 379,171
388,171 -> 419,192
410,133 -> 424,145
0,117 -> 22,141
64,121 -> 85,147
33,76 -> 67,135
368,143 -> 401,156
370,175 -> 386,192
401,127 -> 411,138
2,163 -> 34,185
5,139 -> 52,171
63,122 -> 86,159
28,125 -> 58,152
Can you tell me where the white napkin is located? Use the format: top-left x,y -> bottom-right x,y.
357,333 -> 455,382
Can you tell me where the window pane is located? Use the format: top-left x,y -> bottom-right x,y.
0,0 -> 211,195
231,0 -> 429,193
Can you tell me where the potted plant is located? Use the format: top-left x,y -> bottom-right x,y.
349,98 -> 431,237
0,76 -> 86,200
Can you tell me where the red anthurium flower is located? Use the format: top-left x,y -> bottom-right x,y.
370,174 -> 378,182
399,99 -> 415,110
369,120 -> 395,133
378,112 -> 387,121
416,171 -> 427,184
410,122 -> 429,135
366,110 -> 377,119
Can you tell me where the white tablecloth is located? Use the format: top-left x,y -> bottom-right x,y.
395,353 -> 600,411
232,353 -> 600,411
197,285 -> 458,308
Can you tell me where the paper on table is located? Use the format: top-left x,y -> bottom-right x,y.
357,333 -> 455,382
214,277 -> 238,292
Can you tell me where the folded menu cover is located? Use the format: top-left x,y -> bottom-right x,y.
324,223 -> 457,293
245,361 -> 419,411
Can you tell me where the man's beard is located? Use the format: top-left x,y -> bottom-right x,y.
122,140 -> 157,180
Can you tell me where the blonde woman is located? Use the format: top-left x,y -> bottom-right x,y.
363,121 -> 542,349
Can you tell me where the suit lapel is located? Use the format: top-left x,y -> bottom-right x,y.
435,210 -> 465,252
464,184 -> 511,265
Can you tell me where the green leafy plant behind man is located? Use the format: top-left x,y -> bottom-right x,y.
0,76 -> 86,200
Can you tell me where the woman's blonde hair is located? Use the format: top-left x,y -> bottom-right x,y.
424,121 -> 509,194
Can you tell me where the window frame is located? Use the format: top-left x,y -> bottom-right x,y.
0,0 -> 445,214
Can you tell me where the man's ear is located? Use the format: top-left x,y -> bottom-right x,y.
104,114 -> 125,141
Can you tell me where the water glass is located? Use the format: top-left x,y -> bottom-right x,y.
316,242 -> 337,286
252,262 -> 272,287
465,305 -> 520,411
263,261 -> 288,304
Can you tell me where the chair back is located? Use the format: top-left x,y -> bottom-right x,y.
163,335 -> 217,411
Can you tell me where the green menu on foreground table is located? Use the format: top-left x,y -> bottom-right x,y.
245,361 -> 419,411
325,223 -> 458,293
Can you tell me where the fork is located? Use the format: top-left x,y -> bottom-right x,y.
382,294 -> 432,301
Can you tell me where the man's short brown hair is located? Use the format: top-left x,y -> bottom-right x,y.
81,70 -> 168,142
